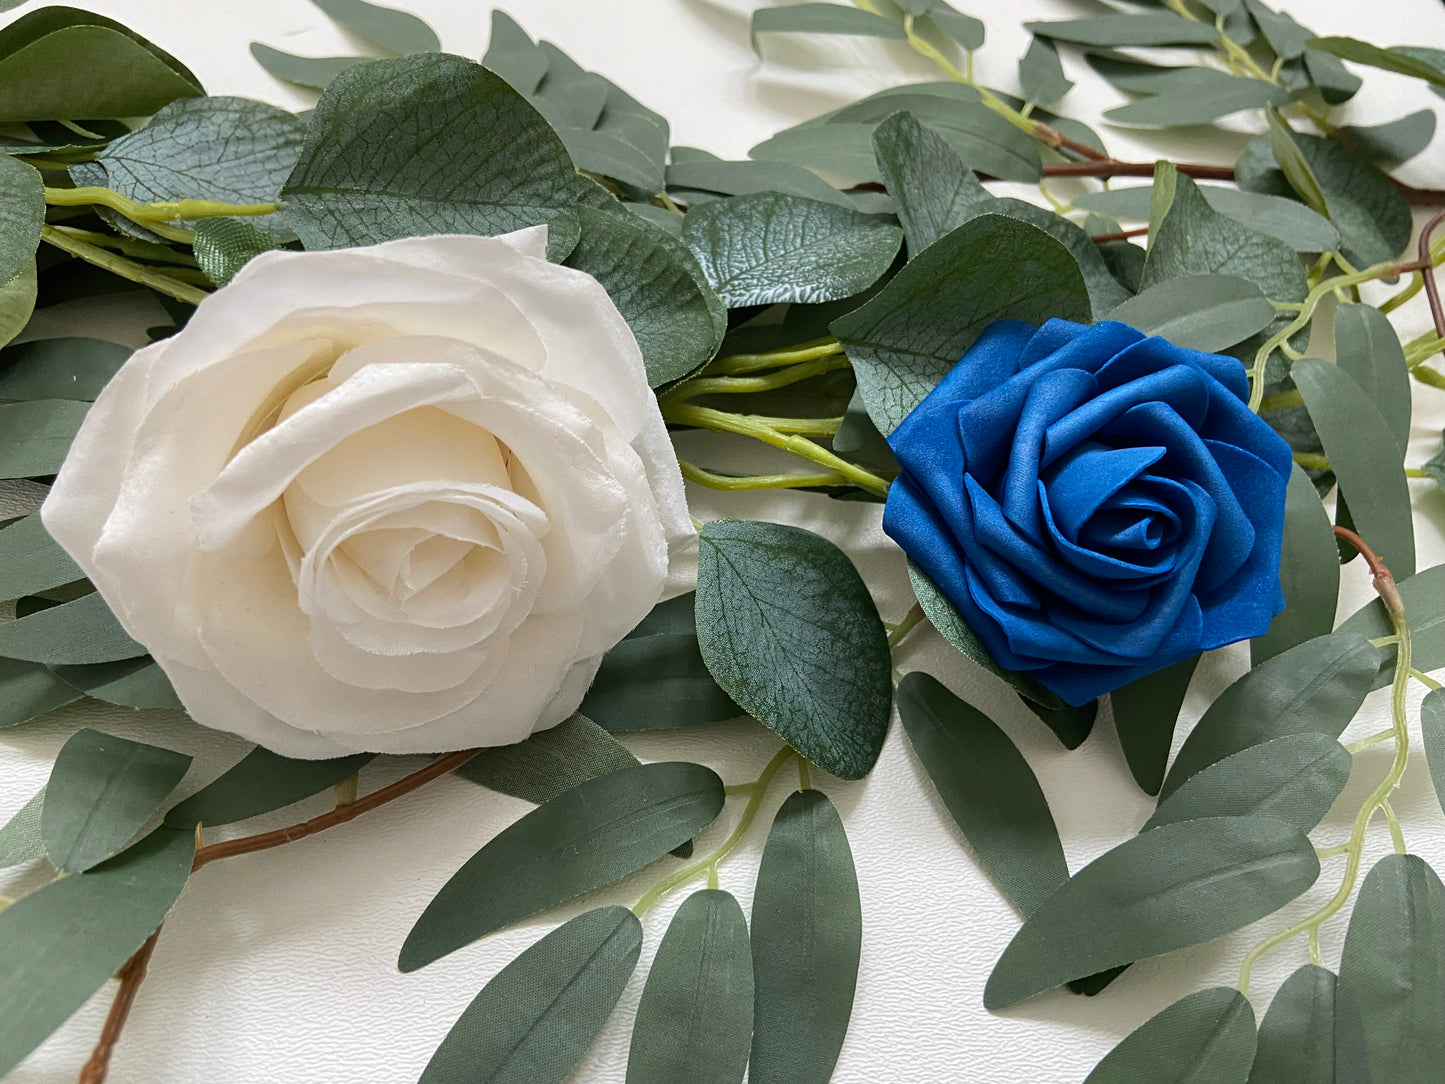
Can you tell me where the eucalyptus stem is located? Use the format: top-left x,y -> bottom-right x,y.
664,353 -> 851,403
679,460 -> 852,491
41,225 -> 209,306
45,185 -> 278,225
887,603 -> 926,649
633,746 -> 796,918
706,336 -> 842,375
1413,668 -> 1444,691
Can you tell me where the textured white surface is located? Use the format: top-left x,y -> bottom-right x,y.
3,1 -> 1445,1081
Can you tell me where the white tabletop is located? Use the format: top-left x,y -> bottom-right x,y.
3,1 -> 1445,1081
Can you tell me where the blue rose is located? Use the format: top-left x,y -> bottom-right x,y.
883,317 -> 1294,706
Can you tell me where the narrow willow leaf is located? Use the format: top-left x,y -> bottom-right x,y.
750,790 -> 861,1084
681,192 -> 901,308
1018,36 -> 1071,104
1420,689 -> 1445,824
1267,109 -> 1329,216
1085,988 -> 1257,1084
565,206 -> 725,386
1024,14 -> 1219,47
897,673 -> 1067,917
1307,36 -> 1445,86
1146,734 -> 1350,832
310,0 -> 439,55
400,761 -> 723,971
1072,184 -> 1339,253
1244,0 -> 1310,58
481,11 -> 547,96
695,521 -> 892,780
583,633 -> 740,732
1335,110 -> 1437,167
1303,48 -> 1362,105
1110,654 -> 1199,796
165,747 -> 375,829
0,590 -> 143,665
0,827 -> 193,1078
42,728 -> 191,872
0,657 -> 79,727
1337,566 -> 1445,691
0,398 -> 90,479
666,153 -> 851,208
456,715 -> 638,805
52,657 -> 182,710
1294,357 -> 1415,578
925,5 -> 984,51
249,44 -> 366,90
828,95 -> 1043,183
1252,464 -> 1339,664
626,889 -> 752,1084
0,513 -> 81,599
1338,854 -> 1445,1083
1161,632 -> 1380,799
0,8 -> 201,122
1333,303 -> 1410,458
1107,275 -> 1275,352
751,4 -> 906,49
1023,694 -> 1096,750
0,786 -> 45,869
833,213 -> 1090,435
419,906 -> 642,1084
193,217 -> 282,287
0,337 -> 129,401
282,54 -> 611,261
1247,965 -> 1347,1084
984,817 -> 1319,1009
1105,72 -> 1288,127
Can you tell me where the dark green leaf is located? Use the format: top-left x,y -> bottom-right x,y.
626,889 -> 752,1084
1338,854 -> 1445,1084
1423,690 -> 1445,819
455,715 -> 638,805
1023,694 -> 1096,750
1268,109 -> 1329,216
897,673 -> 1067,916
1425,435 -> 1445,497
0,337 -> 129,401
1073,183 -> 1339,253
419,906 -> 641,1084
1086,988 -> 1256,1084
828,95 -> 1043,183
1335,110 -> 1437,167
1107,274 -> 1276,351
0,657 -> 79,727
666,153 -> 852,208
249,44 -> 366,91
750,789 -> 860,1084
1294,357 -> 1415,577
1337,565 -> 1445,691
0,513 -> 81,599
1110,654 -> 1199,796
193,217 -> 283,287
400,761 -> 723,971
282,54 -> 610,262
681,192 -> 901,308
1307,36 -> 1445,86
0,398 -> 90,478
1098,240 -> 1145,294
833,213 -> 1090,435
583,633 -> 741,732
0,826 -> 193,1079
0,590 -> 144,664
0,261 -> 33,348
1024,14 -> 1219,47
565,206 -> 725,386
42,727 -> 191,872
748,124 -> 886,182
1019,36 -> 1072,104
52,657 -> 182,710
1146,733 -> 1350,832
1161,632 -> 1380,799
1334,303 -> 1410,458
1248,964 -> 1351,1084
751,4 -> 906,48
0,786 -> 44,868
165,747 -> 374,829
310,0 -> 439,55
0,153 -> 42,297
694,521 -> 891,780
1105,72 -> 1288,127
984,817 -> 1319,1008
1303,48 -> 1362,104
1252,464 -> 1339,664
0,8 -> 201,122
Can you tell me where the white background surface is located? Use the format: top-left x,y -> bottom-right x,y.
3,1 -> 1445,1081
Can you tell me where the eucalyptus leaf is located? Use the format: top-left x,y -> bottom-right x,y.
1333,303 -> 1410,458
42,727 -> 191,872
165,747 -> 374,829
0,786 -> 44,869
1160,632 -> 1380,799
310,0 -> 439,55
419,906 -> 641,1084
1267,109 -> 1329,216
1105,72 -> 1288,127
583,632 -> 741,732
0,398 -> 90,478
566,206 -> 725,386
1422,689 -> 1445,820
751,3 -> 906,47
1107,274 -> 1276,351
1335,110 -> 1437,167
1336,565 -> 1445,691
1252,464 -> 1339,664
0,827 -> 194,1079
833,213 -> 1090,435
1303,48 -> 1362,105
249,45 -> 366,91
828,95 -> 1042,182
482,11 -> 547,95
750,789 -> 861,1084
455,715 -> 638,805
1244,0 -> 1310,58
1085,987 -> 1257,1084
52,657 -> 182,710
0,590 -> 144,665
1018,36 -> 1072,104
1307,36 -> 1445,86
193,217 -> 283,287
0,153 -> 43,294
400,761 -> 723,971
1110,654 -> 1199,796
0,513 -> 82,599
925,5 -> 984,51
1072,184 -> 1339,253
0,657 -> 79,728
626,889 -> 753,1084
1024,14 -> 1219,47
0,8 -> 202,122
282,54 -> 610,261
1294,357 -> 1415,578
0,337 -> 129,401
984,816 -> 1319,1008
682,192 -> 901,308
666,154 -> 852,208
748,123 -> 884,182
1248,965 -> 1355,1084
897,673 -> 1067,917
0,261 -> 34,348
1338,854 -> 1445,1084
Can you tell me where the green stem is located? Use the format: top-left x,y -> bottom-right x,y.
41,224 -> 208,306
679,460 -> 853,492
1413,668 -> 1443,691
633,746 -> 795,918
707,337 -> 842,376
888,603 -> 926,649
797,757 -> 812,791
46,185 -> 279,225
663,354 -> 852,404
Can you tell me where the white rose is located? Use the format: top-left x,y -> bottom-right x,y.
42,228 -> 693,759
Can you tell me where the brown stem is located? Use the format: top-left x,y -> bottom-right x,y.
1037,159 -> 1445,206
1034,122 -> 1109,162
1418,209 -> 1445,345
1090,225 -> 1150,244
1332,526 -> 1404,615
78,929 -> 162,1084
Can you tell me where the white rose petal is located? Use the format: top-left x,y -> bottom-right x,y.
41,229 -> 693,758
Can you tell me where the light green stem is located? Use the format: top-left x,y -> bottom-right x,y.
41,224 -> 208,306
45,185 -> 278,226
679,461 -> 853,492
708,337 -> 842,376
888,603 -> 926,649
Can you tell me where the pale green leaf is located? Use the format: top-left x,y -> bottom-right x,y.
1073,184 -> 1339,253
1335,110 -> 1437,167
1251,464 -> 1339,664
1107,274 -> 1276,351
310,0 -> 439,55
0,398 -> 90,479
1024,14 -> 1219,47
751,4 -> 906,49
0,513 -> 82,599
1018,36 -> 1071,104
1333,303 -> 1410,458
193,217 -> 282,287
0,786 -> 44,868
249,44 -> 365,91
1420,689 -> 1445,821
165,747 -> 374,828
